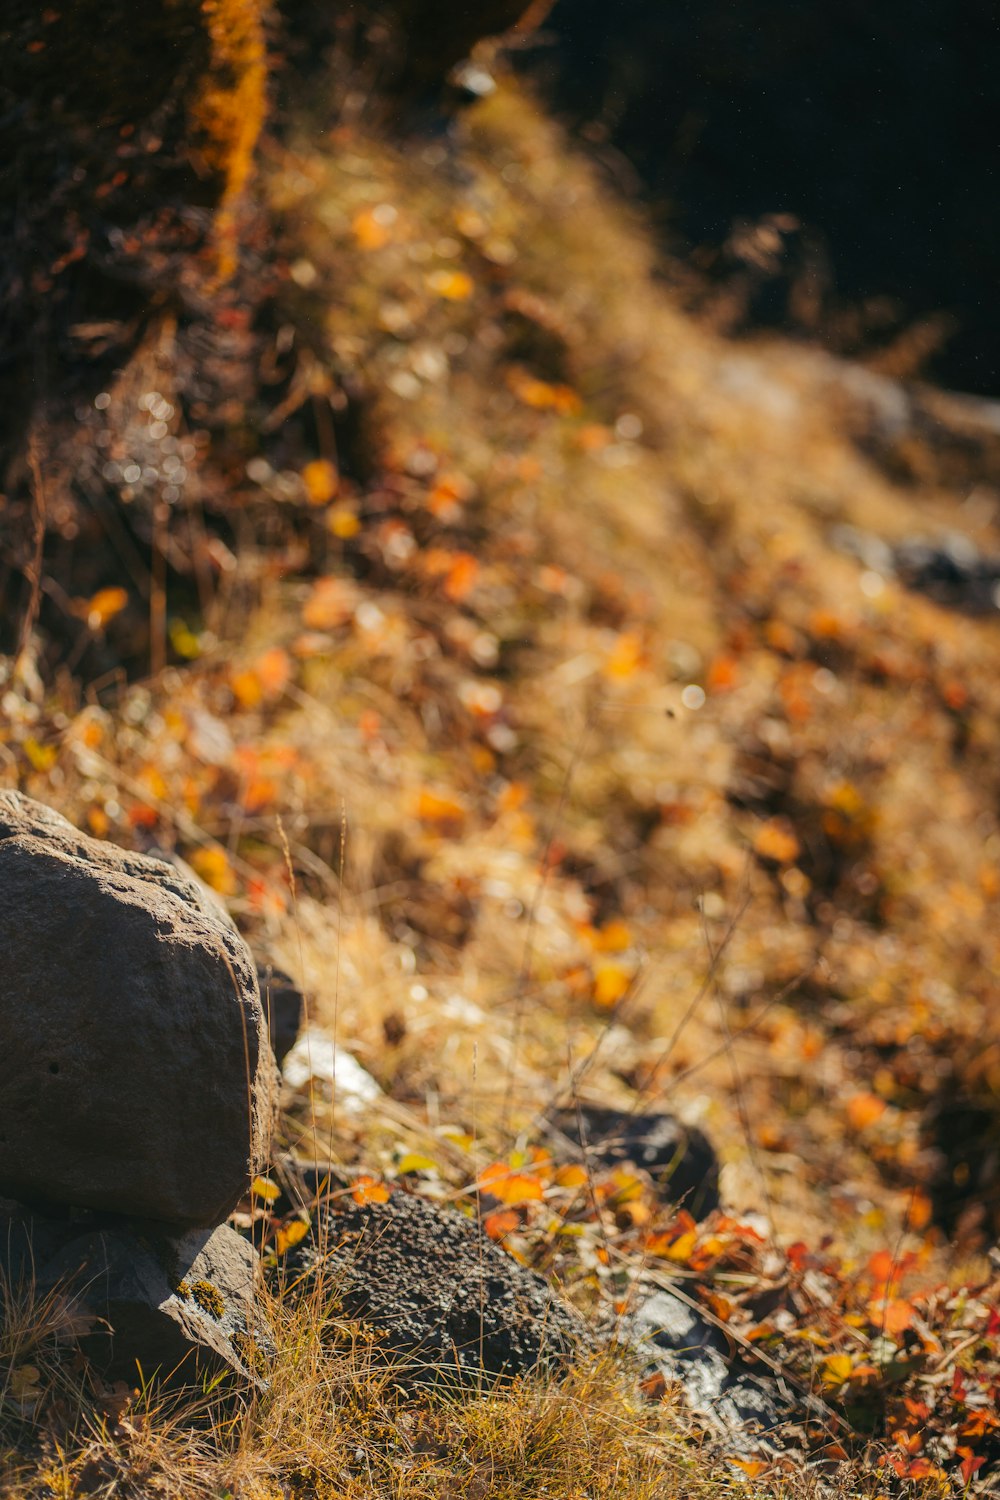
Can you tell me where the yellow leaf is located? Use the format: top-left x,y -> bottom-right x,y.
189,846 -> 236,896
302,459 -> 338,505
328,506 -> 361,538
660,1230 -> 698,1263
554,1163 -> 589,1190
821,1353 -> 854,1387
426,269 -> 473,301
593,961 -> 632,1008
275,1216 -> 310,1256
23,737 -> 57,773
251,1176 -> 280,1202
396,1153 -> 439,1175
168,618 -> 202,659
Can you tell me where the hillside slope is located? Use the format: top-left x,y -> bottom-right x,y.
5,59 -> 1000,1497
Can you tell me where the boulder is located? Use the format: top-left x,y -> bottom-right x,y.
0,792 -> 277,1229
271,1165 -> 589,1384
0,1197 -> 272,1387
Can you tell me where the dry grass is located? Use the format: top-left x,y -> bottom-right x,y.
0,1261 -> 733,1500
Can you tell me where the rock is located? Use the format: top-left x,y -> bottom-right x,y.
0,1197 -> 273,1387
271,1167 -> 589,1384
257,964 -> 304,1066
545,1104 -> 721,1219
280,1028 -> 382,1112
0,792 -> 277,1229
625,1287 -> 794,1440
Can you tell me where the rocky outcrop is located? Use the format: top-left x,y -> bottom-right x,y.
0,1198 -> 271,1387
0,791 -> 277,1229
272,1165 -> 589,1384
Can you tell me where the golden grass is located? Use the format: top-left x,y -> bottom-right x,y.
0,1258 -> 735,1500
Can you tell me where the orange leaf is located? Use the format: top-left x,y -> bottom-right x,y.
753,818 -> 800,865
85,586 -> 129,628
592,919 -> 632,953
443,552 -> 479,603
603,631 -> 644,681
483,1209 -> 519,1241
427,269 -> 474,301
415,788 -> 467,829
254,646 -> 292,698
351,1175 -> 391,1206
868,1249 -> 896,1284
302,576 -> 356,630
729,1459 -> 767,1479
352,207 -> 393,251
231,669 -> 263,709
846,1092 -> 887,1131
478,1163 -> 544,1206
869,1298 -> 914,1336
189,846 -> 236,896
706,654 -> 739,693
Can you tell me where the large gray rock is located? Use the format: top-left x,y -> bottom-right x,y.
0,1196 -> 272,1387
0,792 -> 277,1228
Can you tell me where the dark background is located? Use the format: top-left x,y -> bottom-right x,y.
526,0 -> 1000,395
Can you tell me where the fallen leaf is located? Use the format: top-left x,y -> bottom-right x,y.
351,1175 -> 391,1205
275,1217 -> 310,1256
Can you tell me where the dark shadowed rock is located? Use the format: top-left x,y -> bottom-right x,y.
257,964 -> 305,1067
0,792 -> 277,1229
1,1198 -> 272,1387
546,1105 -> 721,1219
272,1166 -> 589,1384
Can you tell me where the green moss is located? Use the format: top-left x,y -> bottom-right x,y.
190,1278 -> 226,1320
